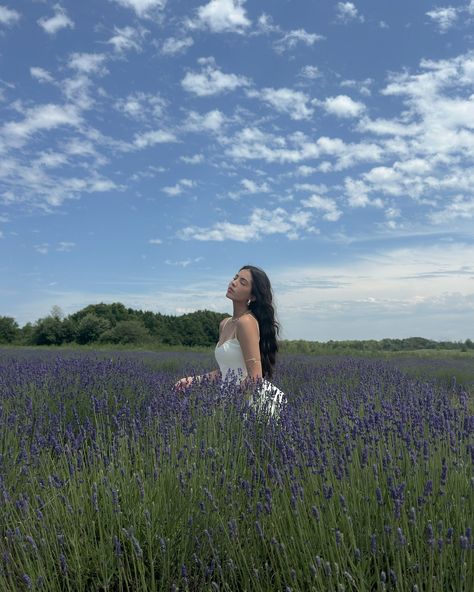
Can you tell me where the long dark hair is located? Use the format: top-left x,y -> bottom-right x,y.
240,265 -> 280,379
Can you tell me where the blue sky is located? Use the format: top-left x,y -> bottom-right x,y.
1,0 -> 474,341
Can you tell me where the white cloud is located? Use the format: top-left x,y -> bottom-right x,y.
275,243 -> 474,340
248,87 -> 314,120
38,4 -> 74,35
115,92 -> 166,120
342,52 -> 474,216
1,104 -> 81,148
357,116 -> 421,136
192,0 -> 251,33
30,67 -> 54,84
184,109 -> 225,133
35,152 -> 69,168
0,5 -> 20,26
165,257 -> 203,267
274,29 -> 324,53
426,7 -> 458,33
224,127 -> 317,163
133,129 -> 177,149
181,154 -> 205,164
57,241 -> 75,252
301,194 -> 342,221
294,183 -> 328,193
110,0 -> 166,18
336,2 -> 364,23
256,13 -> 280,34
182,60 -> 249,96
161,36 -> 194,55
429,195 -> 474,223
107,26 -> 147,52
163,178 -> 195,196
178,207 -> 313,241
223,126 -> 381,169
68,53 -> 108,75
240,178 -> 270,193
295,165 -> 318,177
340,78 -> 373,96
299,65 -> 320,80
34,243 -> 49,255
149,238 -> 163,244
322,95 -> 365,118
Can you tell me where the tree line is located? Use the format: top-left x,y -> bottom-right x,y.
0,303 -> 472,351
0,303 -> 227,347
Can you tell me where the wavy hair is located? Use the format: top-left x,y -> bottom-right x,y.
240,265 -> 280,379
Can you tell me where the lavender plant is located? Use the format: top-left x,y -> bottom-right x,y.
0,351 -> 472,591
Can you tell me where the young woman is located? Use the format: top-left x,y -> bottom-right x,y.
175,265 -> 285,415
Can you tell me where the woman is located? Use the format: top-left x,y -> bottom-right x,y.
175,265 -> 285,416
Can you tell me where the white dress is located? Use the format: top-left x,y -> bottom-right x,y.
215,335 -> 285,417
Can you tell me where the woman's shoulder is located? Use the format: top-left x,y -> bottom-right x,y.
236,312 -> 259,333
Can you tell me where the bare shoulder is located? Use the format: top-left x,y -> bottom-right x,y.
236,313 -> 259,334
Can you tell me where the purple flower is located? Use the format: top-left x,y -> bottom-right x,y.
22,574 -> 32,589
60,553 -> 67,575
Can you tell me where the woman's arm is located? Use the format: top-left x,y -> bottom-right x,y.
236,314 -> 263,383
174,369 -> 220,391
174,317 -> 228,392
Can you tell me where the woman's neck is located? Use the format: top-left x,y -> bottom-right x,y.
232,303 -> 249,320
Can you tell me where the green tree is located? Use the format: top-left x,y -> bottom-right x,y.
32,316 -> 65,345
76,314 -> 111,344
0,316 -> 19,343
101,320 -> 150,344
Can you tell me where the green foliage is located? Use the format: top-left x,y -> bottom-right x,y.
0,316 -> 19,343
280,337 -> 473,355
1,302 -> 473,350
76,313 -> 111,345
32,315 -> 65,345
69,302 -> 131,327
100,320 -> 150,344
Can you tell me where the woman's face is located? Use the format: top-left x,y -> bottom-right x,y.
226,269 -> 253,303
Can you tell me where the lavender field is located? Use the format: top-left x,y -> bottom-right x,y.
0,349 -> 473,591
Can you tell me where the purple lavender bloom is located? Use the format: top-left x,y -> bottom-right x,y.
91,483 -> 99,513
22,574 -> 32,589
255,520 -> 264,538
60,553 -> 67,575
114,536 -> 123,558
423,480 -> 433,496
371,534 -> 377,554
376,487 -> 383,505
228,518 -> 237,538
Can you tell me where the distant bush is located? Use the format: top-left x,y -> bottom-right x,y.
0,316 -> 19,343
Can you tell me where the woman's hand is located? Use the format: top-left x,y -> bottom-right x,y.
174,376 -> 194,393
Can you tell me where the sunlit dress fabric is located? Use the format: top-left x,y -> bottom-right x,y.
215,338 -> 285,416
